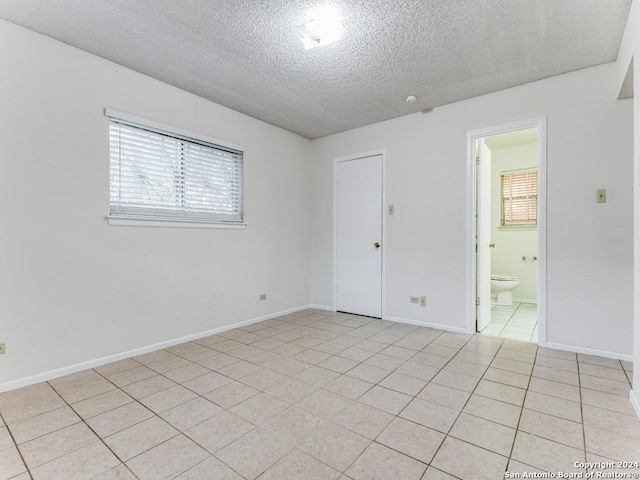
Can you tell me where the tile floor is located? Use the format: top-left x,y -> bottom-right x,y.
482,302 -> 538,342
0,309 -> 638,480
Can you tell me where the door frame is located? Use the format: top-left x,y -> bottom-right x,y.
333,149 -> 387,317
466,117 -> 548,345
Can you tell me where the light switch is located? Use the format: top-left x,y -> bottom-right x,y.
596,189 -> 607,203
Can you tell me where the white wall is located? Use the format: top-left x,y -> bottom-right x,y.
0,20 -> 311,386
310,62 -> 633,355
490,143 -> 538,303
616,0 -> 640,411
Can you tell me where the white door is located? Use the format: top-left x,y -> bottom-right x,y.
476,139 -> 492,331
336,154 -> 383,317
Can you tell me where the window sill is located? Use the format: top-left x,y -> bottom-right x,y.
499,226 -> 537,232
105,215 -> 247,229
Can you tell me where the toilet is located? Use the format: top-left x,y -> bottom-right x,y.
491,274 -> 520,306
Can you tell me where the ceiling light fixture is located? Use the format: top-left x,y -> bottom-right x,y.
406,95 -> 417,104
297,4 -> 343,50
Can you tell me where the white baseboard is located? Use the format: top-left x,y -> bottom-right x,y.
383,315 -> 468,334
0,304 -> 312,393
631,390 -> 640,421
308,304 -> 334,312
544,341 -> 633,362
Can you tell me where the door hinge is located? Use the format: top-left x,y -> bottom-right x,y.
476,156 -> 480,166
475,297 -> 480,306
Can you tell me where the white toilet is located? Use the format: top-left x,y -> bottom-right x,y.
491,274 -> 520,306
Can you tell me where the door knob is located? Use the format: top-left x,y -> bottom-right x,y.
374,242 -> 380,248
489,243 -> 495,248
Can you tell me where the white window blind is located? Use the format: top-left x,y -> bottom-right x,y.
109,116 -> 243,223
501,169 -> 537,227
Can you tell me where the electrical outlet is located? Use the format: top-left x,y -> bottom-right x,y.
410,296 -> 419,304
0,343 -> 5,354
259,293 -> 267,301
596,189 -> 607,203
420,296 -> 427,307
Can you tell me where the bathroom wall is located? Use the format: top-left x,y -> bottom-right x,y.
490,142 -> 538,303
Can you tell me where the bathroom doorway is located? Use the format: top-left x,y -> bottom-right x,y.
468,118 -> 547,344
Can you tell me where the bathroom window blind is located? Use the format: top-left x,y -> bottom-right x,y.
501,169 -> 537,227
109,117 -> 243,223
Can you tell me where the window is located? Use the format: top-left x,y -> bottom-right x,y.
501,169 -> 537,227
107,111 -> 243,225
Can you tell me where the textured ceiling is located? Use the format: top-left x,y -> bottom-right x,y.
0,0 -> 632,138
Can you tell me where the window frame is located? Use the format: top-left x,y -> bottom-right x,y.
500,168 -> 538,229
105,109 -> 246,229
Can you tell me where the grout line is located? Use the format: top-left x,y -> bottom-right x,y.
0,411 -> 35,480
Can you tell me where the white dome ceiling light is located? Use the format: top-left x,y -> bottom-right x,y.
297,4 -> 343,50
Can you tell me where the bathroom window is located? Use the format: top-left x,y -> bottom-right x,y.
501,169 -> 537,227
107,110 -> 244,226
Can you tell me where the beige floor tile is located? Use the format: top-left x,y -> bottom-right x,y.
295,366 -> 341,387
431,436 -> 508,480
0,445 -> 27,480
166,341 -> 204,355
93,463 -> 138,480
333,402 -> 394,439
376,417 -> 445,464
483,367 -> 530,389
443,359 -> 487,378
475,379 -> 526,406
432,370 -> 480,392
160,397 -> 223,432
240,369 -> 288,391
380,345 -> 417,360
197,353 -> 240,371
268,357 -> 312,376
579,375 -> 630,396
463,395 -> 521,428
536,347 -> 575,361
417,382 -> 471,411
10,405 -> 80,444
175,456 -> 242,480
134,350 -> 177,365
449,413 -> 516,456
584,425 -> 640,460
293,349 -> 332,365
399,398 -> 459,433
1,390 -> 66,425
163,363 -> 211,384
317,356 -> 359,374
580,387 -> 637,415
260,407 -> 325,445
217,360 -> 263,380
378,372 -> 427,396
126,434 -> 209,480
146,355 -> 192,374
295,389 -> 353,420
421,466 -> 458,480
345,442 -> 427,480
265,378 -> 318,403
580,363 -> 628,382
354,339 -> 388,353
519,408 -> 584,449
507,459 -> 545,475
324,375 -> 374,400
179,347 -> 219,362
19,422 -> 98,468
185,411 -> 254,453
528,377 -> 581,402
121,375 -> 176,399
71,389 -> 133,420
357,386 -> 411,415
336,347 -> 375,362
104,416 -> 178,460
0,427 -> 14,451
524,391 -> 582,422
534,354 -> 578,372
86,401 -> 154,438
496,348 -> 535,364
94,358 -> 140,377
532,365 -> 579,386
139,385 -> 198,414
230,393 -> 289,425
257,449 -> 340,480
582,404 -> 640,439
204,382 -> 260,409
299,423 -> 371,471
107,366 -> 157,388
182,371 -> 233,395
512,431 -> 585,472
364,353 -> 404,370
214,428 -> 293,480
345,363 -> 392,384
395,362 -> 439,381
49,370 -> 116,404
30,441 -> 120,480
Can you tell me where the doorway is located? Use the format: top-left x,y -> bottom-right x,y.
468,119 -> 547,344
334,152 -> 385,318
